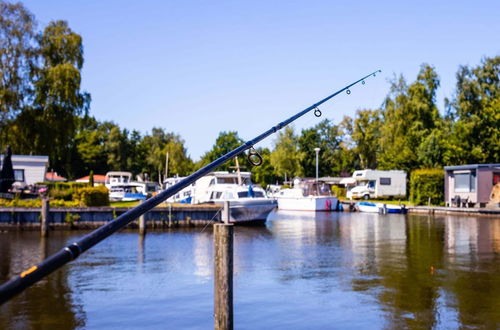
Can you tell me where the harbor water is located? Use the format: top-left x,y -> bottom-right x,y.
1,212 -> 499,329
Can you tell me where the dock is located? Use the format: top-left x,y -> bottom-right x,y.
0,203 -> 223,230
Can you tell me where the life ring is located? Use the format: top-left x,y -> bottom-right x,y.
325,199 -> 332,210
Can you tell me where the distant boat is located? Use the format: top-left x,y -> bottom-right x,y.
277,178 -> 339,212
106,171 -> 159,202
356,201 -> 407,214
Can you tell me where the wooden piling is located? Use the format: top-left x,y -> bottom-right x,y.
214,223 -> 234,330
41,198 -> 49,237
139,200 -> 146,235
222,201 -> 230,224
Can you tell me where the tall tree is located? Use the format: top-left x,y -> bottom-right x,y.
349,109 -> 382,169
197,131 -> 245,172
379,64 -> 441,172
446,56 -> 500,164
270,126 -> 304,181
0,1 -> 37,130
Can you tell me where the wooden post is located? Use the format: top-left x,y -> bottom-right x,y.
41,198 -> 49,237
139,200 -> 146,235
168,203 -> 173,227
222,201 -> 230,224
214,223 -> 233,330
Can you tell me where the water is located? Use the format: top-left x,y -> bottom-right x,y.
1,212 -> 499,329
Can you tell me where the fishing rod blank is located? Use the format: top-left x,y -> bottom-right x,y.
0,70 -> 381,304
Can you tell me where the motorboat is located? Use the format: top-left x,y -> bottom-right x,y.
276,178 -> 339,211
191,171 -> 277,224
163,176 -> 194,204
356,201 -> 407,214
109,183 -> 147,202
106,171 -> 160,202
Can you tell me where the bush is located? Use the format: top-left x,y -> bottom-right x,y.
0,198 -> 79,208
74,186 -> 109,207
410,169 -> 444,206
331,185 -> 346,198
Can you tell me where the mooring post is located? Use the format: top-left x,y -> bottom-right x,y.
222,201 -> 230,224
139,200 -> 146,235
168,203 -> 173,227
214,223 -> 234,330
41,198 -> 49,237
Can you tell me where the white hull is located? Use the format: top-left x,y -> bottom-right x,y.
356,202 -> 407,214
217,199 -> 277,224
277,196 -> 339,211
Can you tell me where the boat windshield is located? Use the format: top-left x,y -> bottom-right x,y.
237,191 -> 264,198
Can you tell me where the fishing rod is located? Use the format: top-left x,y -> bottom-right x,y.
0,69 -> 381,304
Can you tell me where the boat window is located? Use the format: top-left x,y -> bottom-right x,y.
217,177 -> 237,184
225,192 -> 234,199
254,191 -> 264,197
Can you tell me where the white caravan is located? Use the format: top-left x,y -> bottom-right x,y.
346,170 -> 406,200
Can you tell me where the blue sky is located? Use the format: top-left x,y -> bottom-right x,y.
22,0 -> 500,160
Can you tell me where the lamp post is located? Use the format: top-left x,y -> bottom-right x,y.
314,147 -> 320,195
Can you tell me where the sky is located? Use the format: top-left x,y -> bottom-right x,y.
21,0 -> 500,160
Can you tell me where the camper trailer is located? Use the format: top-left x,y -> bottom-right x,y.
346,170 -> 406,200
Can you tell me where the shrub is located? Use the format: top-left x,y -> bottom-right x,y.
410,169 -> 444,206
331,185 -> 346,198
74,186 -> 109,207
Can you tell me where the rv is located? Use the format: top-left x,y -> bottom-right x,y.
346,170 -> 406,200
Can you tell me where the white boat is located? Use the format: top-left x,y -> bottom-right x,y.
109,183 -> 147,202
277,179 -> 339,211
356,201 -> 407,214
191,171 -> 277,224
106,171 -> 160,202
163,176 -> 194,204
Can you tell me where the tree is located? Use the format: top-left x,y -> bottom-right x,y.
32,20 -> 90,175
250,147 -> 277,187
349,109 -> 382,169
0,1 -> 37,129
446,56 -> 500,164
270,126 -> 304,181
379,64 -> 442,172
197,131 -> 245,172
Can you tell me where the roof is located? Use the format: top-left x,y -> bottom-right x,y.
444,164 -> 500,171
45,171 -> 67,182
0,154 -> 49,164
76,174 -> 106,183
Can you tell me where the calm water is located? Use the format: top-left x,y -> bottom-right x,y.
1,212 -> 499,329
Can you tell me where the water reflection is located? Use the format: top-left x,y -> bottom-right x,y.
0,231 -> 86,329
0,213 -> 499,329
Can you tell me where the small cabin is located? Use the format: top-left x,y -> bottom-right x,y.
0,154 -> 49,188
444,164 -> 500,207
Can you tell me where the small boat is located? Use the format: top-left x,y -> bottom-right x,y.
277,178 -> 339,211
109,184 -> 147,202
356,201 -> 407,214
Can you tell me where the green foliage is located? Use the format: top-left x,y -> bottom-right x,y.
73,186 -> 109,207
64,212 -> 80,225
0,198 -> 79,208
410,169 -> 444,206
0,2 -> 37,127
88,170 -> 94,186
446,56 -> 500,164
379,64 -> 442,172
331,185 -> 346,198
271,126 -> 304,180
250,147 -> 277,187
198,131 -> 244,172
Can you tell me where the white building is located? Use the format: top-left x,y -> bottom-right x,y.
0,154 -> 49,187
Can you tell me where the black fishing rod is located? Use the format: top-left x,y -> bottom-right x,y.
0,70 -> 381,304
